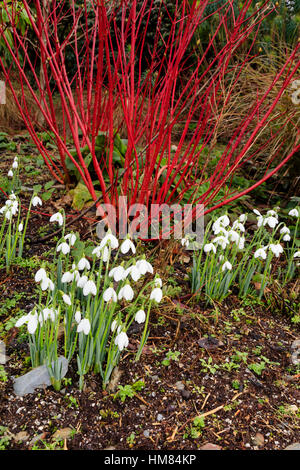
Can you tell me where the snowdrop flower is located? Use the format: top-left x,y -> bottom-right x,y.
125,265 -> 142,282
27,314 -> 39,335
92,245 -> 102,258
213,236 -> 230,250
283,234 -> 291,242
253,209 -> 261,216
32,196 -> 42,207
50,212 -> 64,226
228,230 -> 240,244
109,266 -> 126,282
61,271 -> 74,283
83,279 -> 97,296
212,215 -> 230,233
288,208 -> 299,217
121,238 -> 136,254
254,248 -> 267,260
40,276 -> 54,291
280,226 -> 290,235
64,233 -> 76,246
264,216 -> 278,229
135,309 -> 146,324
15,314 -> 31,328
56,242 -> 70,255
293,251 -> 300,258
74,311 -> 81,324
77,318 -> 91,335
222,261 -> 232,272
77,274 -> 88,289
99,232 -> 119,250
62,294 -> 72,306
181,238 -> 190,248
238,214 -> 247,223
150,287 -> 163,303
237,236 -> 245,250
42,308 -> 57,322
103,287 -> 118,303
8,170 -> 13,178
213,226 -> 228,236
269,243 -> 283,257
203,243 -> 216,254
136,259 -> 153,275
35,267 -> 47,283
118,284 -> 134,301
111,320 -> 119,332
154,277 -> 162,288
78,257 -> 91,271
232,221 -> 245,232
12,160 -> 18,169
102,246 -> 109,262
18,223 -> 23,232
114,331 -> 129,351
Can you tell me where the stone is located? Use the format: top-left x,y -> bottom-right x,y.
175,381 -> 185,391
253,433 -> 264,447
14,431 -> 29,442
181,389 -> 191,400
52,427 -> 73,441
157,414 -> 164,422
200,443 -> 222,450
285,443 -> 300,450
13,357 -> 68,396
143,430 -> 150,438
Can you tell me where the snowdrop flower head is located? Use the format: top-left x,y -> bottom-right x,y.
127,264 -> 142,282
213,236 -> 230,250
83,279 -> 97,296
269,243 -> 283,257
32,196 -> 42,207
203,243 -> 216,254
150,287 -> 163,303
18,223 -> 23,232
238,214 -> 247,223
12,160 -> 18,169
111,319 -> 119,332
109,266 -> 126,282
35,267 -> 47,283
99,231 -> 119,250
92,245 -> 102,258
114,331 -> 129,351
293,251 -> 300,258
154,277 -> 162,288
75,311 -> 81,324
61,271 -> 74,283
264,216 -> 278,229
121,238 -> 136,254
283,234 -> 291,242
222,261 -> 232,272
77,318 -> 91,335
232,221 -> 245,232
135,309 -> 146,324
77,274 -> 88,289
118,284 -> 134,301
64,233 -> 76,246
50,212 -> 64,226
181,238 -> 190,248
280,226 -> 290,235
288,208 -> 299,218
56,242 -> 70,255
8,170 -> 13,178
212,215 -> 230,233
27,313 -> 38,335
136,258 -> 153,275
254,248 -> 267,260
77,257 -> 91,271
103,286 -> 117,303
62,293 -> 72,306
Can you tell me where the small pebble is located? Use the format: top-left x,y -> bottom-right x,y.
143,430 -> 150,438
157,414 -> 164,422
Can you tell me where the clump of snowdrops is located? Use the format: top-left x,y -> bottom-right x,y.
190,207 -> 299,303
0,185 -> 43,272
15,212 -> 163,390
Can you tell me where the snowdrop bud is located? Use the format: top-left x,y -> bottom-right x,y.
83,279 -> 97,296
78,257 -> 91,271
102,246 -> 109,262
62,294 -> 72,306
77,318 -> 91,335
181,238 -> 189,248
135,309 -> 146,324
150,287 -> 163,303
283,234 -> 291,242
121,238 -> 136,254
8,170 -> 13,178
288,208 -> 299,217
254,248 -> 267,260
154,277 -> 162,288
27,314 -> 38,335
12,161 -> 18,169
18,223 -> 23,232
114,331 -> 129,351
61,271 -> 74,283
111,319 -> 118,332
50,212 -> 64,226
293,251 -> 300,258
56,242 -> 70,255
75,311 -> 81,324
203,243 -> 216,254
103,287 -> 118,303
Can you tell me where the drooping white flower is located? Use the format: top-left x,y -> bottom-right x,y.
222,261 -> 232,272
118,284 -> 134,301
121,238 -> 136,254
126,265 -> 142,282
83,280 -> 97,296
109,266 -> 126,282
238,214 -> 247,223
12,160 -> 18,169
136,259 -> 153,275
181,238 -> 190,248
111,319 -> 119,332
114,331 -> 129,351
77,274 -> 88,289
56,242 -> 70,255
213,236 -> 230,250
61,271 -> 74,283
280,226 -> 290,235
135,309 -> 146,324
269,243 -> 283,257
62,294 -> 72,306
50,212 -> 64,226
154,277 -> 162,288
77,318 -> 91,335
253,209 -> 261,216
103,287 -> 118,303
237,236 -> 245,250
102,246 -> 109,262
212,215 -> 230,233
32,196 -> 42,207
283,234 -> 291,242
27,313 -> 38,335
228,230 -> 240,244
74,311 -> 81,324
18,223 -> 23,232
35,267 -> 47,283
266,210 -> 278,218
254,248 -> 267,260
64,233 -> 76,246
8,170 -> 13,178
78,257 -> 91,271
150,287 -> 163,303
99,232 -> 119,250
288,208 -> 299,217
15,314 -> 31,328
92,245 -> 102,258
232,221 -> 245,232
293,251 -> 300,258
203,243 -> 216,254
264,216 -> 278,229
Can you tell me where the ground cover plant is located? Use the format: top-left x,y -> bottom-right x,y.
0,0 -> 299,453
